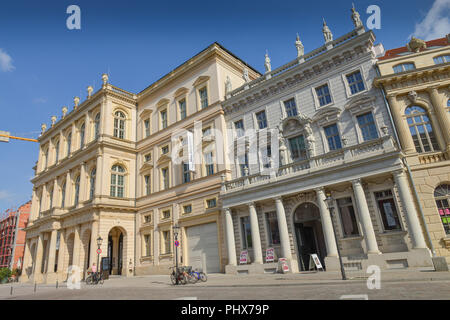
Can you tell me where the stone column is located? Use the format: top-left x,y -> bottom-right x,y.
89,221 -> 99,270
386,94 -> 416,153
72,225 -> 81,268
30,188 -> 38,221
33,234 -> 45,280
95,154 -> 103,201
46,229 -> 58,279
393,170 -> 427,249
428,86 -> 450,154
41,184 -> 48,213
274,197 -> 292,260
248,202 -> 263,264
351,179 -> 380,254
20,239 -> 32,282
224,208 -> 237,266
52,179 -> 58,209
57,229 -> 66,279
85,112 -> 91,145
315,188 -> 338,257
79,162 -> 86,203
65,171 -> 71,207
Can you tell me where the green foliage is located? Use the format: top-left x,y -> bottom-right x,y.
0,268 -> 12,281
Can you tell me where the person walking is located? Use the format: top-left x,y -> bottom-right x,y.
91,263 -> 97,282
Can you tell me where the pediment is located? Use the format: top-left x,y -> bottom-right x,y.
139,108 -> 153,119
193,75 -> 210,87
139,162 -> 154,173
157,154 -> 171,166
174,87 -> 189,97
280,114 -> 311,137
157,98 -> 170,108
312,107 -> 342,125
344,94 -> 376,115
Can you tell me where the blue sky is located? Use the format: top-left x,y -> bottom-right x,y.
0,0 -> 448,212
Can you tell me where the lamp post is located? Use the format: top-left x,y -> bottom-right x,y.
173,224 -> 180,285
96,236 -> 103,278
325,194 -> 347,280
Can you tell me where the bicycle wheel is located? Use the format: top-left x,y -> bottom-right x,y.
170,272 -> 177,285
200,272 -> 207,282
181,274 -> 188,285
86,275 -> 93,285
188,273 -> 198,284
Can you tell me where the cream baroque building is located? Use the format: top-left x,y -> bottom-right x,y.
22,43 -> 260,283
375,35 -> 450,263
220,12 -> 434,274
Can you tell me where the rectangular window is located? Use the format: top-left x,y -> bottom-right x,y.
288,135 -> 307,160
324,124 -> 342,151
182,162 -> 191,183
161,145 -> 169,155
266,212 -> 280,245
161,167 -> 169,190
205,152 -> 214,176
144,154 -> 151,162
241,216 -> 252,249
144,214 -> 151,223
393,63 -> 415,73
202,127 -> 211,137
160,110 -> 167,129
284,98 -> 298,117
162,231 -> 171,254
357,112 -> 379,141
238,153 -> 248,177
162,210 -> 171,220
206,198 -> 217,208
346,71 -> 365,95
183,204 -> 192,214
256,110 -> 267,129
144,119 -> 150,137
179,99 -> 187,120
315,84 -> 332,106
336,197 -> 359,237
144,175 -> 151,195
144,234 -> 151,256
234,120 -> 244,138
375,190 -> 402,231
199,87 -> 208,109
262,145 -> 272,168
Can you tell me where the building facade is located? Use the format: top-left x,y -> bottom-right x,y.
220,11 -> 434,274
0,201 -> 30,270
22,43 -> 259,283
375,35 -> 450,263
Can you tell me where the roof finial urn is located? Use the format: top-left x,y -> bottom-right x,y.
51,116 -> 57,127
243,67 -> 250,82
295,33 -> 304,58
87,85 -> 94,98
62,106 -> 68,118
102,73 -> 109,86
74,96 -> 80,109
41,123 -> 47,134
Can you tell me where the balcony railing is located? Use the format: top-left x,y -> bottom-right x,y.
223,135 -> 396,193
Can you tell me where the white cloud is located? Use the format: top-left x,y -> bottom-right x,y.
412,0 -> 450,40
0,48 -> 15,72
33,97 -> 47,104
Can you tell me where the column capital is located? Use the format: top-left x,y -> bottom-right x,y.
247,201 -> 256,208
351,178 -> 363,186
314,187 -> 325,193
386,93 -> 397,100
274,196 -> 283,203
392,169 -> 405,179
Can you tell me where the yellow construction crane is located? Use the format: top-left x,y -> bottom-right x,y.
0,131 -> 38,143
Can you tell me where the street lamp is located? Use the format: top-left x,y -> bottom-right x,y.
325,194 -> 347,281
96,236 -> 103,278
173,225 -> 180,285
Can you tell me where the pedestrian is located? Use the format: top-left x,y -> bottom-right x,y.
91,263 -> 97,282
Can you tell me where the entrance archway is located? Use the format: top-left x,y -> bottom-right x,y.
107,227 -> 125,276
293,202 -> 327,271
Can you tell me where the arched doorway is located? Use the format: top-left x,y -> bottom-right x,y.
107,227 -> 125,276
293,202 -> 327,271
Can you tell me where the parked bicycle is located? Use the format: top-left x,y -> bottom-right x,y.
86,271 -> 104,285
169,266 -> 187,285
188,268 -> 207,283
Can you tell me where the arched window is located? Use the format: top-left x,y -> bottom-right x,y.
110,165 -> 125,198
113,111 -> 126,139
67,132 -> 72,156
74,175 -> 80,206
405,106 -> 439,153
434,184 -> 450,234
49,187 -> 53,209
79,123 -> 85,148
94,113 -> 100,139
55,139 -> 60,163
61,181 -> 66,208
393,63 -> 415,73
90,168 -> 96,200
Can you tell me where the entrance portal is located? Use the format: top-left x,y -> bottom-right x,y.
293,202 -> 327,271
107,227 -> 125,275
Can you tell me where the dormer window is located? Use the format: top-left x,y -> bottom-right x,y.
393,63 -> 415,73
